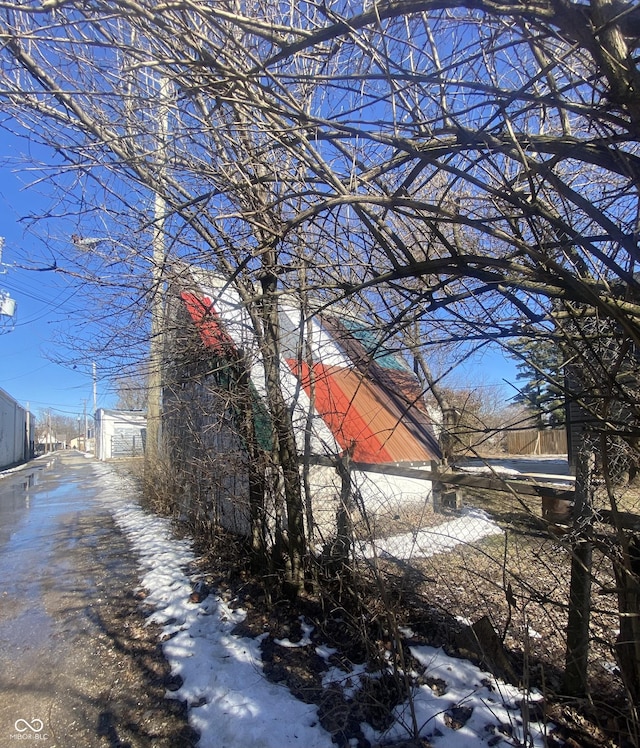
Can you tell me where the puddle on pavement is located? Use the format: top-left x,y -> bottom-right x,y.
0,460 -> 94,553
0,459 -> 87,646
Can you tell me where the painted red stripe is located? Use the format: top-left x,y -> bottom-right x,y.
181,292 -> 235,354
288,360 -> 393,463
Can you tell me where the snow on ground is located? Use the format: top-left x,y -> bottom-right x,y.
97,463 -> 554,748
458,464 -> 522,477
367,645 -> 552,748
456,456 -> 573,481
360,507 -> 503,560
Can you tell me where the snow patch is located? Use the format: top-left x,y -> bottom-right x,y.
274,617 -> 314,648
96,463 -> 555,748
360,507 -> 503,560
97,466 -> 333,748
364,645 -> 552,747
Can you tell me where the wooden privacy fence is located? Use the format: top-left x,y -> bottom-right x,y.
506,428 -> 567,455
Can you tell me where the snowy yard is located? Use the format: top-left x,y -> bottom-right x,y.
98,462 -> 557,748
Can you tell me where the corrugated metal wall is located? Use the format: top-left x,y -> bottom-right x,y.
0,388 -> 31,469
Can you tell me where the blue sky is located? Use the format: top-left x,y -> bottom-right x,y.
0,128 -> 520,423
0,130 -> 117,420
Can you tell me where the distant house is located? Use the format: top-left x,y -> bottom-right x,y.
163,270 -> 441,540
95,409 -> 146,460
69,433 -> 95,452
37,430 -> 67,452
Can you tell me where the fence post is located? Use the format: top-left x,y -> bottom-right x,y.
431,459 -> 443,511
562,441 -> 595,696
335,450 -> 354,564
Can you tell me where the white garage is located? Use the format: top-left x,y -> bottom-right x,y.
95,409 -> 146,460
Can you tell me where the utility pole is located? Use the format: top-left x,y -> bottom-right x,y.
145,74 -> 169,466
26,402 -> 30,459
92,362 -> 97,415
83,399 -> 88,452
0,236 -> 17,333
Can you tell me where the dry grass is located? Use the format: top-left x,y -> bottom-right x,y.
362,484 -> 634,741
353,501 -> 446,542
114,456 -> 638,746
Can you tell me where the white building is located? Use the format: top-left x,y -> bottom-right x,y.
95,409 -> 146,460
0,387 -> 34,468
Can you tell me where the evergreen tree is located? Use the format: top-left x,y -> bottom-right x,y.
509,336 -> 565,428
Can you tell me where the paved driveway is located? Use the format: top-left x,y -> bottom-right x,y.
0,452 -> 196,747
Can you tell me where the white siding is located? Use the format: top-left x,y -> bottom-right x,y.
0,388 -> 28,469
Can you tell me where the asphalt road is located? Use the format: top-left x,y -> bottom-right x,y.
0,451 -> 196,748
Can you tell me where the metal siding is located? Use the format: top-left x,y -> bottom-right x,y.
289,361 -> 437,463
328,366 -> 437,463
179,277 -> 440,464
289,360 -> 391,462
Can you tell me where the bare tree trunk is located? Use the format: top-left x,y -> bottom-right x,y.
234,352 -> 268,568
259,266 -> 306,594
335,449 -> 354,567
